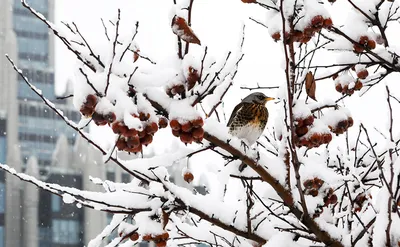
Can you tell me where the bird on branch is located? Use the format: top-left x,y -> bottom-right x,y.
227,92 -> 275,171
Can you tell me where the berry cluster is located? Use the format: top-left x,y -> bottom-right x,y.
170,118 -> 204,144
113,114 -> 166,153
328,117 -> 353,135
272,15 -> 332,44
183,171 -> 194,183
295,116 -> 332,148
303,177 -> 325,197
353,35 -> 376,54
80,94 -> 117,125
335,80 -> 363,95
80,94 -> 98,117
143,232 -> 169,247
304,178 -> 337,218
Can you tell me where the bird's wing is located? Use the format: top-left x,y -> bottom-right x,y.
227,102 -> 244,127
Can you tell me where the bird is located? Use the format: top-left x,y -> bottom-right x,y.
227,92 -> 274,171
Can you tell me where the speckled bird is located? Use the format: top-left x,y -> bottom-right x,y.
227,92 -> 274,171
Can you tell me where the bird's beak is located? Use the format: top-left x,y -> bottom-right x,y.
265,97 -> 275,102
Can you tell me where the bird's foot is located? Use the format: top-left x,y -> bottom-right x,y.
256,151 -> 260,163
241,140 -> 249,153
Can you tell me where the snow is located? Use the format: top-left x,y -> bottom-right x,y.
5,0 -> 400,246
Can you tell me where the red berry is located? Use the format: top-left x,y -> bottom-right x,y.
92,112 -> 107,126
184,172 -> 194,183
348,117 -> 354,127
181,122 -> 193,133
367,40 -> 376,49
192,127 -> 204,139
311,15 -> 324,29
172,129 -> 181,137
271,32 -> 281,41
180,132 -> 193,144
158,117 -> 168,129
191,118 -> 204,128
357,70 -> 368,79
140,134 -> 153,146
170,119 -> 181,131
323,18 -> 333,29
359,36 -> 369,46
354,80 -> 363,90
138,130 -> 146,138
139,112 -> 150,121
145,122 -> 158,134
126,128 -> 138,137
130,232 -> 139,241
116,138 -> 127,151
105,112 -> 116,124
85,94 -> 98,108
127,136 -> 140,149
304,115 -> 314,126
322,133 -> 332,143
80,105 -> 94,117
295,126 -> 308,137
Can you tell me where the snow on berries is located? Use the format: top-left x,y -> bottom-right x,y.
353,35 -> 376,54
303,177 -> 337,218
334,74 -> 363,96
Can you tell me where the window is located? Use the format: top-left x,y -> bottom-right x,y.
51,194 -> 60,212
0,137 -> 6,164
52,219 -> 80,244
0,182 -> 4,213
0,226 -> 4,247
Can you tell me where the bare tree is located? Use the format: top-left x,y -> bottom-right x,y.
2,0 -> 400,246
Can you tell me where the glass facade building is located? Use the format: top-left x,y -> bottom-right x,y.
12,0 -> 80,171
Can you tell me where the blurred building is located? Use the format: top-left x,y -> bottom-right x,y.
0,0 -> 127,246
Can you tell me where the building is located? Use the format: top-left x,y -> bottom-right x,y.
0,0 -> 157,246
0,0 -> 82,246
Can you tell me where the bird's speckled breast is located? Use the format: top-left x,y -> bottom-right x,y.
228,103 -> 269,145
